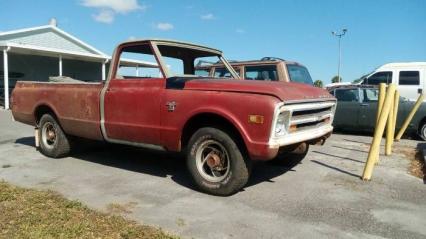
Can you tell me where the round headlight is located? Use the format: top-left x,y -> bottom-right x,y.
275,112 -> 288,137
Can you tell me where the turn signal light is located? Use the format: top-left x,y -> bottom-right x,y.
289,125 -> 297,133
248,115 -> 264,124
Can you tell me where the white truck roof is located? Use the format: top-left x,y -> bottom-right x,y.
378,62 -> 426,69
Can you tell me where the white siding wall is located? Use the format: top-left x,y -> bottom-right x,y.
0,28 -> 97,55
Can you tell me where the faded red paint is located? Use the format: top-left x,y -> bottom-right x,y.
12,82 -> 104,140
11,40 -> 335,161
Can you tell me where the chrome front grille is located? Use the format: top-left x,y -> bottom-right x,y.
284,102 -> 335,134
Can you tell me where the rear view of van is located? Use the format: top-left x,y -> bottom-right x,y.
362,62 -> 426,101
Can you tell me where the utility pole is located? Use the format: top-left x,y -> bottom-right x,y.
332,29 -> 348,83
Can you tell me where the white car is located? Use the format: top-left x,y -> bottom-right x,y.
362,62 -> 426,101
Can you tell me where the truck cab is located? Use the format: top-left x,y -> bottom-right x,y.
195,57 -> 314,85
361,62 -> 426,101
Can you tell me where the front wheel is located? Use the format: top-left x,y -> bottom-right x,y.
419,122 -> 426,141
38,114 -> 72,158
186,127 -> 251,196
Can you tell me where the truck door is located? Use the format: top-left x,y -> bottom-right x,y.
359,88 -> 411,131
396,70 -> 423,102
103,43 -> 164,146
333,88 -> 361,129
358,88 -> 379,130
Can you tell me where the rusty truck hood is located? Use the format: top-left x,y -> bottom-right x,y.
178,78 -> 334,102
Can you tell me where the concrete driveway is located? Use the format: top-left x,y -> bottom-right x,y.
1,110 -> 425,239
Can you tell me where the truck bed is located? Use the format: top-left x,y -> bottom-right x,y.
11,81 -> 104,140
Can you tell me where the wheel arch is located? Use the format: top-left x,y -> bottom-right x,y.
180,112 -> 248,154
34,104 -> 60,125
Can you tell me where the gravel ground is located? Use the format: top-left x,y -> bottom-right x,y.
1,109 -> 425,239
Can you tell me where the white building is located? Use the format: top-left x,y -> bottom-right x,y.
0,19 -> 155,109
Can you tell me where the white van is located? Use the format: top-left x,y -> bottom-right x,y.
362,62 -> 426,101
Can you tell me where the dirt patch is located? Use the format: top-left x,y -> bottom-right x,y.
394,146 -> 425,179
176,218 -> 186,227
106,202 -> 138,214
410,150 -> 425,179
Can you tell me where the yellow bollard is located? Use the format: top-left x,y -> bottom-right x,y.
362,84 -> 396,180
391,91 -> 400,143
395,94 -> 424,141
375,84 -> 387,164
385,93 -> 394,156
376,83 -> 386,125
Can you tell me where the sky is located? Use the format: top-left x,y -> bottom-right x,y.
0,0 -> 425,84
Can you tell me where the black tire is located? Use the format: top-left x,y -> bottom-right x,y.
38,114 -> 71,158
186,127 -> 251,196
419,122 -> 426,141
271,143 -> 309,165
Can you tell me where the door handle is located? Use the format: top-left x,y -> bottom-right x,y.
360,103 -> 369,107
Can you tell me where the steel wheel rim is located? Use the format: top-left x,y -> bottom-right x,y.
422,125 -> 426,139
195,139 -> 231,182
42,122 -> 57,149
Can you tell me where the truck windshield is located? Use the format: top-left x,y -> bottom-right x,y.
156,44 -> 239,79
286,65 -> 313,85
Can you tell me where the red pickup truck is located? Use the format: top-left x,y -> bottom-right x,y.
11,39 -> 335,195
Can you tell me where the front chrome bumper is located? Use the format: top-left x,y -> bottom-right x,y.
268,124 -> 333,149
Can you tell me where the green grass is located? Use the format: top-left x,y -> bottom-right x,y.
0,181 -> 178,239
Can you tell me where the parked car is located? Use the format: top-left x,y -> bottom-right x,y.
11,39 -> 336,195
195,57 -> 314,85
328,84 -> 426,140
361,62 -> 426,101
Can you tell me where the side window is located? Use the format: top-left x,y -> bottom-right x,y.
245,65 -> 278,81
399,71 -> 420,85
194,68 -> 210,77
214,67 -> 240,78
363,88 -> 379,102
162,56 -> 184,77
116,44 -> 161,79
365,71 -> 393,85
335,89 -> 360,102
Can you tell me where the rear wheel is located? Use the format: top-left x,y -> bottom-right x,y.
186,127 -> 251,196
38,114 -> 71,158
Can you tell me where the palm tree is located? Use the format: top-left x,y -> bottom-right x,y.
313,80 -> 323,88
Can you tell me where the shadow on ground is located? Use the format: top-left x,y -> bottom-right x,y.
15,137 -> 301,193
15,137 -> 35,147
